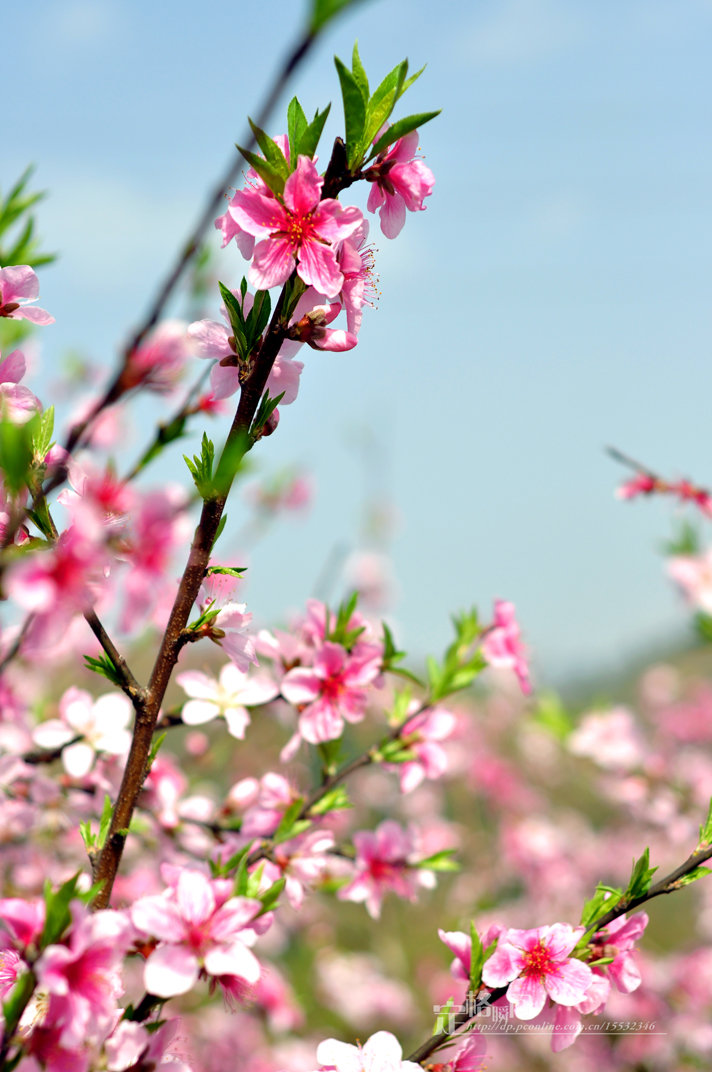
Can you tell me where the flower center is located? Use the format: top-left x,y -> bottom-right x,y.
521,940 -> 555,979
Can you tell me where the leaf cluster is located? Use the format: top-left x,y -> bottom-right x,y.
335,43 -> 440,170
0,167 -> 55,269
219,280 -> 271,361
427,609 -> 486,702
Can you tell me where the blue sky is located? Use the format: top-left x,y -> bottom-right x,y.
6,0 -> 712,684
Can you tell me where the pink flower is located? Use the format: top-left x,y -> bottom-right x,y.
438,924 -> 505,984
590,912 -> 648,993
230,155 -> 363,296
336,219 -> 378,335
430,1035 -> 488,1072
316,1030 -> 421,1072
121,319 -> 191,394
215,134 -> 290,258
480,599 -> 531,694
0,265 -> 54,324
32,687 -> 132,778
286,299 -> 357,352
176,663 -> 278,739
0,349 -> 42,424
5,525 -> 110,647
131,868 -> 266,999
0,946 -> 24,999
281,641 -> 381,744
104,1019 -> 192,1072
337,820 -> 435,919
118,486 -> 191,632
366,130 -> 435,239
668,549 -> 712,615
35,905 -> 132,1049
616,473 -> 657,499
189,294 -> 305,402
568,706 -> 644,771
262,827 -> 336,910
387,705 -> 456,793
481,923 -> 593,1020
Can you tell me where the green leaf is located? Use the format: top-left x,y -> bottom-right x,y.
30,406 -> 55,461
2,968 -> 36,1044
298,104 -> 332,160
259,877 -> 286,914
287,97 -> 308,169
363,60 -> 408,147
79,819 -> 95,850
184,433 -> 216,499
469,922 -> 485,990
41,874 -> 82,948
0,417 -> 35,495
377,738 -> 417,763
580,883 -> 623,928
235,144 -> 285,196
245,288 -> 271,346
206,565 -> 247,579
625,848 -> 657,900
131,412 -> 189,475
694,613 -> 712,644
416,849 -> 459,872
83,652 -> 122,687
97,795 -> 114,850
664,520 -> 698,555
308,786 -> 352,815
381,620 -> 412,675
218,281 -> 247,358
249,391 -> 284,442
351,41 -> 369,99
335,56 -> 367,167
370,110 -> 441,158
533,692 -> 573,740
248,119 -> 290,180
310,0 -> 371,33
147,732 -> 166,773
273,799 -> 310,845
212,514 -> 227,550
699,798 -> 712,846
0,167 -> 55,268
674,866 -> 712,888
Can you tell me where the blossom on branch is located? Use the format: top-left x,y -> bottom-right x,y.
176,662 -> 278,739
131,868 -> 268,1000
315,1030 -> 421,1072
365,130 -> 435,239
0,265 -> 54,324
480,599 -> 531,694
229,155 -> 363,296
481,923 -> 592,1020
337,819 -> 436,919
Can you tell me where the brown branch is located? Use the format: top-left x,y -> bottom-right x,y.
90,285 -> 293,908
584,840 -> 712,936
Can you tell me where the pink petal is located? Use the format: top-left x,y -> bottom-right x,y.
544,959 -> 593,1006
249,237 -> 295,291
187,320 -> 232,359
508,973 -> 547,1019
297,240 -> 343,298
175,870 -> 215,925
282,156 -> 322,217
0,265 -> 39,302
144,944 -> 198,998
204,941 -> 261,985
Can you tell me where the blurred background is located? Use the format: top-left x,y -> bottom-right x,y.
5,0 -> 712,684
